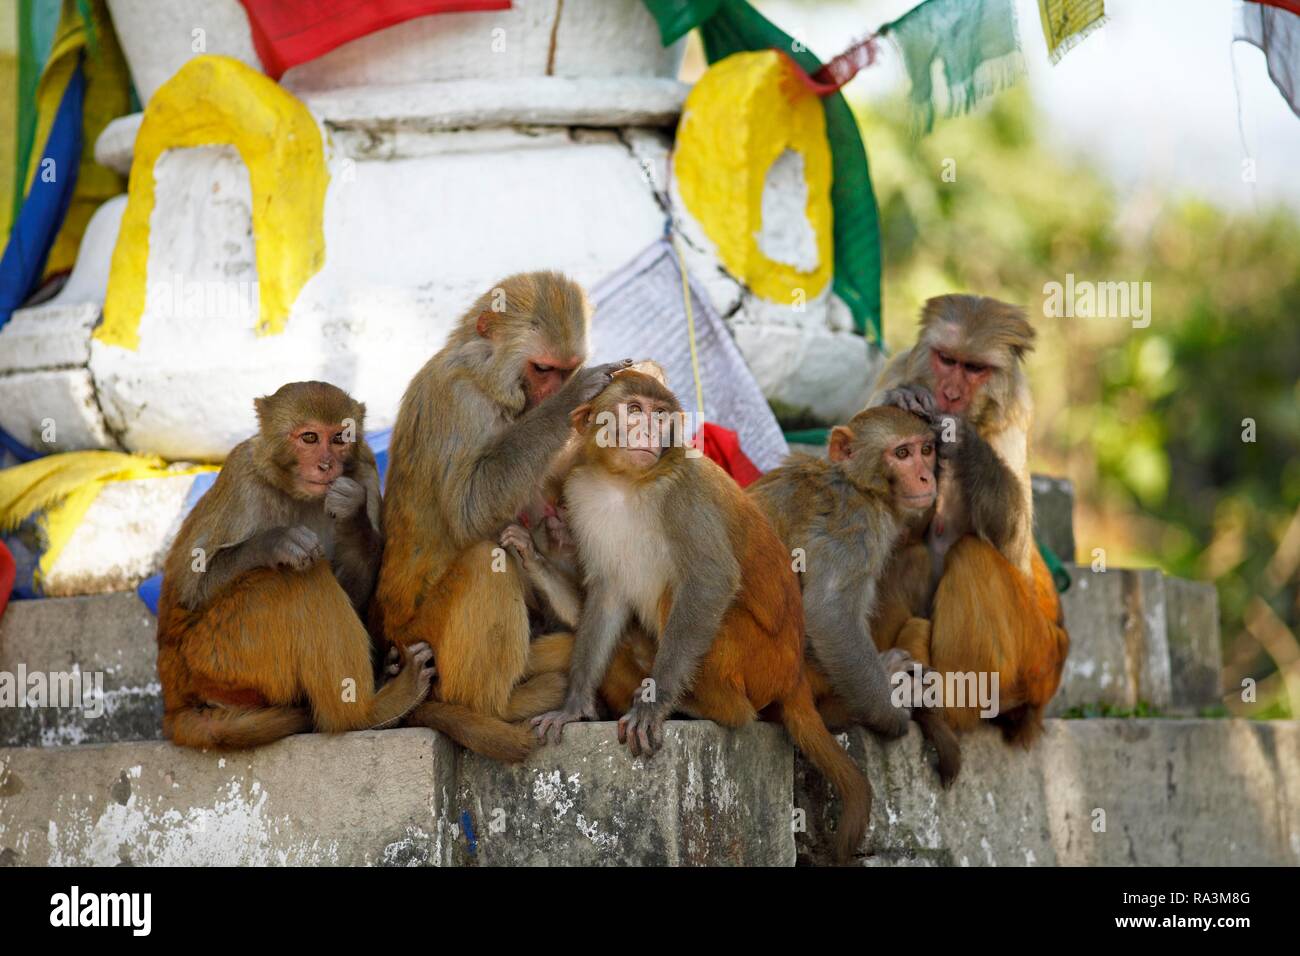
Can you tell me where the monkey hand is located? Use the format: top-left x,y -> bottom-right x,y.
325,476 -> 366,521
543,505 -> 575,556
267,525 -> 324,571
882,648 -> 926,708
617,700 -> 668,758
500,524 -> 540,571
531,699 -> 599,745
560,358 -> 635,407
880,385 -> 938,424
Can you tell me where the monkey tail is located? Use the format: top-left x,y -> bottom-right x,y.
778,678 -> 872,865
406,700 -> 537,763
164,706 -> 311,751
912,709 -> 962,787
993,702 -> 1046,748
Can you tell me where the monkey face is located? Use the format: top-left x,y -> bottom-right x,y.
581,375 -> 684,477
884,433 -> 936,511
928,347 -> 994,415
288,420 -> 352,497
522,350 -> 582,409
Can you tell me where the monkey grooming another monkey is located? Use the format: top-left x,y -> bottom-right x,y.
871,294 -> 1070,743
750,406 -> 962,786
531,368 -> 872,863
157,381 -> 434,751
375,271 -> 631,762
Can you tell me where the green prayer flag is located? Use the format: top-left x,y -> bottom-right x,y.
883,0 -> 1025,135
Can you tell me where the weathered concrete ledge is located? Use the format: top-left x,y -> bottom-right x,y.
4,719 -> 1294,866
450,721 -> 794,866
0,722 -> 792,867
0,592 -> 161,747
0,729 -> 455,866
796,719 -> 1300,866
1054,566 -> 1223,715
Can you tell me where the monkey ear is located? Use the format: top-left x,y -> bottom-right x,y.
475,311 -> 494,338
828,425 -> 855,463
569,403 -> 593,433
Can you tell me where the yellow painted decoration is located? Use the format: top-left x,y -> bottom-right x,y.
0,450 -> 216,586
96,55 -> 329,350
674,50 -> 833,305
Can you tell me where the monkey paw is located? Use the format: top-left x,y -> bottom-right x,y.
325,476 -> 366,521
617,702 -> 666,758
270,525 -> 324,571
531,703 -> 596,745
399,641 -> 436,700
881,385 -> 937,424
499,524 -> 538,570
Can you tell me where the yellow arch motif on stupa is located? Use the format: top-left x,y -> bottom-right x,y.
96,55 -> 329,350
674,50 -> 833,305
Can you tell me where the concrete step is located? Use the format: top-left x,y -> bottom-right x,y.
0,723 -> 793,866
2,719 -> 1294,866
0,592 -> 161,747
795,719 -> 1300,867
0,561 -> 1225,747
1055,565 -> 1223,716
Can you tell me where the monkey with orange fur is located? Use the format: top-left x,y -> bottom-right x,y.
530,367 -> 872,863
156,381 -> 434,750
870,294 -> 1070,743
375,271 -> 630,762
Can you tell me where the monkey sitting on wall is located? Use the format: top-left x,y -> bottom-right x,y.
749,406 -> 962,786
527,367 -> 872,863
375,271 -> 631,762
156,381 -> 434,750
870,294 -> 1070,743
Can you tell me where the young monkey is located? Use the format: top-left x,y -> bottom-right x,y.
156,381 -> 434,750
750,406 -> 962,785
522,366 -> 873,863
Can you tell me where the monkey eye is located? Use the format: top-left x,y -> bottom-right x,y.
532,362 -> 554,374
627,402 -> 642,414
964,362 -> 988,374
938,353 -> 957,367
331,433 -> 347,445
300,432 -> 319,445
895,446 -> 909,459
922,443 -> 934,456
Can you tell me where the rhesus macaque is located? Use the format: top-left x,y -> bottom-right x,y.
749,406 -> 962,786
157,381 -> 434,750
375,271 -> 631,762
531,369 -> 872,863
870,294 -> 1070,743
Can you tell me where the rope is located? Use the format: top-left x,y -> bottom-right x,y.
670,232 -> 706,423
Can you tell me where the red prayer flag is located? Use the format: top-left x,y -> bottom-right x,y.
700,422 -> 763,488
239,0 -> 512,79
0,540 -> 15,622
